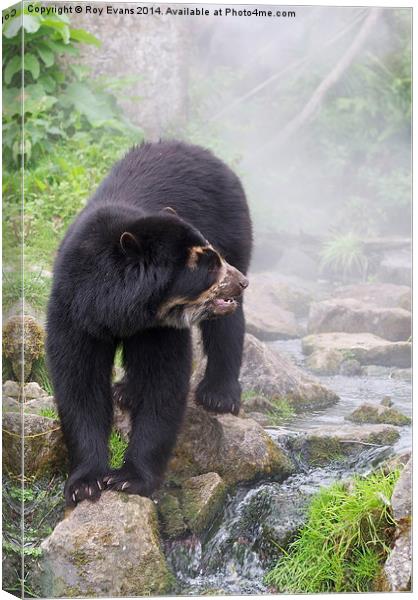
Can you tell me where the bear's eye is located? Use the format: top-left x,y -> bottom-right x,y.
187,246 -> 222,273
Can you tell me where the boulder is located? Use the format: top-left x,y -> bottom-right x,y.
380,459 -> 412,591
181,472 -> 227,534
168,403 -> 293,486
2,380 -> 21,399
2,315 -> 45,381
2,412 -> 67,477
334,283 -> 411,310
290,424 -> 400,467
239,334 -> 338,410
302,332 -> 411,374
24,382 -> 48,400
39,492 -> 174,597
307,299 -> 411,342
346,404 -> 411,427
246,272 -> 312,315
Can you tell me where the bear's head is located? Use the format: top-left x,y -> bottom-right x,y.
68,206 -> 248,335
118,210 -> 248,328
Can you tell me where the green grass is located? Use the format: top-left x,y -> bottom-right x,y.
320,233 -> 368,281
38,407 -> 59,420
109,430 -> 128,469
267,397 -> 295,425
31,357 -> 54,395
265,469 -> 400,593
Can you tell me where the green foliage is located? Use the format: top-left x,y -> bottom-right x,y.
320,233 -> 368,281
38,407 -> 59,420
2,3 -> 139,166
265,469 -> 399,593
267,397 -> 295,425
3,132 -> 137,273
31,357 -> 54,395
109,430 -> 129,469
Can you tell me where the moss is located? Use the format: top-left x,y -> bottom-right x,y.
348,405 -> 411,426
368,429 -> 400,446
158,492 -> 187,538
303,436 -> 343,466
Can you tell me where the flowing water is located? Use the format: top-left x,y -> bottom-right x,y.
166,339 -> 411,594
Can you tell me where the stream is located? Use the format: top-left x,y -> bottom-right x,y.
166,339 -> 412,595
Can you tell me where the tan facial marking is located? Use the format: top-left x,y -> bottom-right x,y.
187,245 -> 214,270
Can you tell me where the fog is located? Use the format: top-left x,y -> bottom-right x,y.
176,6 -> 411,275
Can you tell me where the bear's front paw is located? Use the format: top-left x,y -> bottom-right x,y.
103,463 -> 159,496
195,378 -> 241,415
65,468 -> 105,507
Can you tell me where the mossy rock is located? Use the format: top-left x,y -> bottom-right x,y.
347,404 -> 411,427
181,472 -> 227,534
2,316 -> 45,381
39,492 -> 174,597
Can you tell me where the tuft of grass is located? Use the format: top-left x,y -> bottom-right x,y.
109,430 -> 128,469
267,397 -> 295,425
265,469 -> 400,593
38,407 -> 59,420
320,233 -> 368,281
31,357 -> 54,395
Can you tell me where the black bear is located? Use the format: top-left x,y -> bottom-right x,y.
46,140 -> 252,506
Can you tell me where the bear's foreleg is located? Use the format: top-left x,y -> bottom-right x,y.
104,327 -> 191,495
47,325 -> 116,506
196,303 -> 245,415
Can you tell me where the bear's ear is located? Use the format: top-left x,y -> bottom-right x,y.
120,231 -> 140,254
161,206 -> 178,216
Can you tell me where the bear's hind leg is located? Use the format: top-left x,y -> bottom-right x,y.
196,303 -> 245,415
105,328 -> 191,495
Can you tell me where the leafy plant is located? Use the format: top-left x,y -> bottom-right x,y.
2,3 -> 139,166
320,233 -> 368,281
265,469 -> 399,593
267,397 -> 295,425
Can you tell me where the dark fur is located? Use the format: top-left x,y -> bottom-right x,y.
46,140 -> 252,506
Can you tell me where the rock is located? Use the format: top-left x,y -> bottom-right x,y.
346,404 -> 411,426
168,403 -> 293,486
2,412 -> 67,477
245,274 -> 305,340
378,248 -> 411,287
24,396 -> 57,416
379,459 -> 412,592
339,358 -> 362,376
2,380 -> 21,399
391,458 -> 412,523
390,368 -> 412,381
39,492 -> 173,597
307,299 -> 411,342
24,382 -> 48,400
302,332 -> 411,373
381,528 -> 411,591
334,283 -> 411,310
181,473 -> 227,534
157,492 -> 187,539
239,334 -> 338,411
2,316 -> 45,381
2,397 -> 20,412
381,396 -> 393,407
291,424 -> 400,467
244,411 -> 274,427
247,272 -> 312,316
